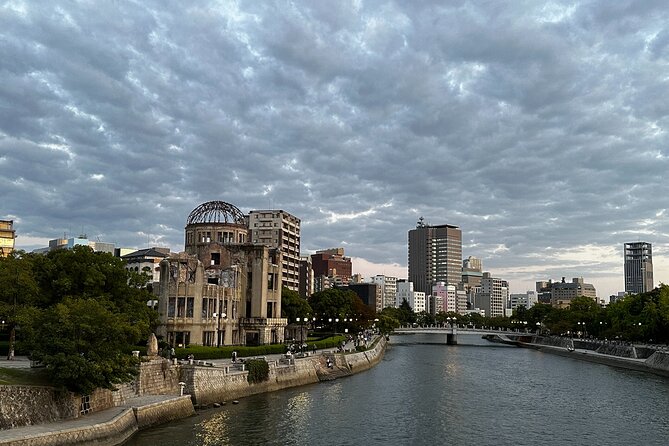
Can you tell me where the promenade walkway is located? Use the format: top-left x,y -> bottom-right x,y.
0,394 -> 183,445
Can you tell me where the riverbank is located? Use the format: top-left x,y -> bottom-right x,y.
0,337 -> 387,445
519,336 -> 669,378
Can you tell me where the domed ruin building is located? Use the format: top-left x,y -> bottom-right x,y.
156,200 -> 287,347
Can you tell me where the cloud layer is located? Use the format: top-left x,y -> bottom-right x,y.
2,1 -> 669,298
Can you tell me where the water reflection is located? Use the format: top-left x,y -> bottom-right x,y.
128,336 -> 669,446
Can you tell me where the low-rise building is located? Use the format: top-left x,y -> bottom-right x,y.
0,220 -> 15,257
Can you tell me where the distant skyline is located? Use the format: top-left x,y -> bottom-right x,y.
3,1 -> 669,300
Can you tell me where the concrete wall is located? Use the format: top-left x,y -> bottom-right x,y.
0,408 -> 138,446
133,396 -> 195,429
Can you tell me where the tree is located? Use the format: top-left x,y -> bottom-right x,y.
24,298 -> 141,394
376,313 -> 400,335
0,252 -> 39,360
2,247 -> 158,393
397,299 -> 417,325
281,287 -> 312,323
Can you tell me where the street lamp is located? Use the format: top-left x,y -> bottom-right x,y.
536,321 -> 541,334
213,312 -> 226,347
296,317 -> 306,353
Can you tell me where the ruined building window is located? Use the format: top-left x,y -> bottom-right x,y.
268,273 -> 274,290
211,252 -> 220,265
177,297 -> 186,317
186,297 -> 194,318
168,297 -> 176,317
217,232 -> 223,242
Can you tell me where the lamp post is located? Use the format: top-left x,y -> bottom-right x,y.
213,312 -> 226,347
536,321 -> 541,335
296,317 -> 305,353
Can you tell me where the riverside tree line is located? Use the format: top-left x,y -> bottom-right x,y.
2,247 -> 668,395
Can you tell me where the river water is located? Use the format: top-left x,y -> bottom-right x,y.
126,334 -> 669,446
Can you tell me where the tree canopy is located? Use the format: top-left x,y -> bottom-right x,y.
281,287 -> 313,323
1,247 -> 158,393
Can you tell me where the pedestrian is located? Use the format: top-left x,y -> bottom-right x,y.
170,347 -> 175,359
312,344 -> 317,354
232,350 -> 237,363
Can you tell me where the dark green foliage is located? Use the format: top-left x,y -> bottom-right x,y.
1,247 -> 158,393
376,312 -> 400,335
246,359 -> 270,384
175,336 -> 347,360
23,298 -> 141,394
281,287 -> 313,322
309,288 -> 375,330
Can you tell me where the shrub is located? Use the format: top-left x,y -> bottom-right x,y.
246,359 -> 270,384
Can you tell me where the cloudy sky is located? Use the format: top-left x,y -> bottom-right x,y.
2,0 -> 669,298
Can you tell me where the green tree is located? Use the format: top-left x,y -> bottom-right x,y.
281,287 -> 312,323
24,298 -> 142,394
3,247 -> 158,393
416,311 -> 435,326
376,313 -> 400,335
0,252 -> 39,359
397,299 -> 417,325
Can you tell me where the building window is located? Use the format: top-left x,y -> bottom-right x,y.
168,297 -> 176,317
187,297 -> 194,318
176,297 -> 186,317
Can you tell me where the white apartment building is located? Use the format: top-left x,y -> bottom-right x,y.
509,291 -> 538,310
249,210 -> 301,291
371,275 -> 398,309
396,280 -> 426,313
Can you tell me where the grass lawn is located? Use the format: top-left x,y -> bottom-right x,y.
0,367 -> 52,386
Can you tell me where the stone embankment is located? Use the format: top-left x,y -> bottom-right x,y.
0,337 -> 387,445
187,335 -> 387,407
522,336 -> 669,377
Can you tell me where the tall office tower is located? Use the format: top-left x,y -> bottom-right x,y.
408,218 -> 462,294
249,210 -> 301,291
0,220 -> 15,257
371,275 -> 398,309
624,242 -> 653,294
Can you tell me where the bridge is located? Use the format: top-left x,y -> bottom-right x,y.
393,326 -> 537,345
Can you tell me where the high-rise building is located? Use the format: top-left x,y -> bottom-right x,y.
408,218 -> 462,294
298,256 -> 314,298
475,272 -> 508,318
371,275 -> 397,309
249,210 -> 301,291
624,242 -> 653,295
0,220 -> 15,257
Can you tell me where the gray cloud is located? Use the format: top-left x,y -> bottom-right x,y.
2,0 -> 669,298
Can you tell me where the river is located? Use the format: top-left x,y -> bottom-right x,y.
125,334 -> 669,445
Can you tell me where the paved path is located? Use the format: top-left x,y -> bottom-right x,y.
0,395 -> 182,444
0,356 -> 32,369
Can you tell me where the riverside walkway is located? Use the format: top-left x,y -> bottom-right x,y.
0,340 -> 364,445
0,394 -> 187,446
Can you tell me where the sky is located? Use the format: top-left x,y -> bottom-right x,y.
2,0 -> 669,299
